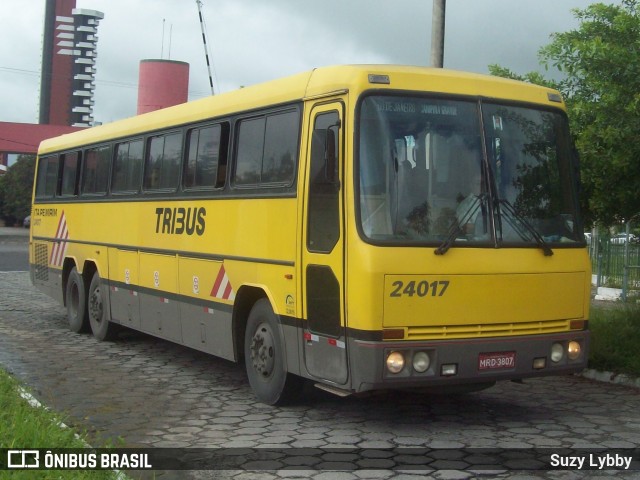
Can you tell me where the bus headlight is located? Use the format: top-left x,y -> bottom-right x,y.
550,343 -> 564,363
386,351 -> 405,374
412,352 -> 430,373
567,341 -> 581,360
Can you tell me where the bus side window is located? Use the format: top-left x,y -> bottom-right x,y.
35,155 -> 60,199
144,132 -> 182,191
184,123 -> 229,189
60,151 -> 81,197
234,117 -> 264,186
82,145 -> 111,195
234,109 -> 299,188
112,139 -> 143,193
307,111 -> 340,253
262,111 -> 298,185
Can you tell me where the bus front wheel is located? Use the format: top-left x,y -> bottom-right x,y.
66,267 -> 89,333
244,298 -> 303,405
88,272 -> 118,341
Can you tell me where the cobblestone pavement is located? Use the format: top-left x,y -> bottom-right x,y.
0,226 -> 29,271
1,271 -> 640,480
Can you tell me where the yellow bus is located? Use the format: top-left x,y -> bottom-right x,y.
30,65 -> 590,405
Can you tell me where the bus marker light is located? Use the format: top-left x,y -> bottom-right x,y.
570,320 -> 585,330
386,352 -> 404,373
547,92 -> 563,103
533,357 -> 546,369
383,329 -> 404,340
368,74 -> 390,85
567,341 -> 581,360
441,364 -> 457,376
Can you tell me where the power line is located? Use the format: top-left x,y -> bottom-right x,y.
0,66 -> 41,78
0,65 -> 138,88
0,65 -> 213,99
0,136 -> 38,148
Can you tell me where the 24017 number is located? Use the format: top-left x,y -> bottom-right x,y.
390,280 -> 450,298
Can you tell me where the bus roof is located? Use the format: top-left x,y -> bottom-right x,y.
38,65 -> 565,154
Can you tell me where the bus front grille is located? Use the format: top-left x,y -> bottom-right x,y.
405,319 -> 571,340
34,243 -> 49,281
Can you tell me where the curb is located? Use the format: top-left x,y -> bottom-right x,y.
580,369 -> 640,389
18,387 -> 88,444
18,387 -> 129,479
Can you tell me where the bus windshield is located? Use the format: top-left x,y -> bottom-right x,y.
357,95 -> 582,248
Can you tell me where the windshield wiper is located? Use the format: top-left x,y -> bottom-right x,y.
498,199 -> 553,257
434,194 -> 484,256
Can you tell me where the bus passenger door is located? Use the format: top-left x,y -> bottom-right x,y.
302,103 -> 348,385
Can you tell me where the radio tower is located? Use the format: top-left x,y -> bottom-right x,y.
196,0 -> 215,95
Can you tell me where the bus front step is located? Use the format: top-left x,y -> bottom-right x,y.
314,383 -> 352,398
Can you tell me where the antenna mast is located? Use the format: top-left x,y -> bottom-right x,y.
196,0 -> 215,95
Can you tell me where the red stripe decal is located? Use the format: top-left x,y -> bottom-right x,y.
210,267 -> 225,297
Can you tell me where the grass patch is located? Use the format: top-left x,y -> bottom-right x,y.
589,304 -> 640,377
0,368 -> 117,479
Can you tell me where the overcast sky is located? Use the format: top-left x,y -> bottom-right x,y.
0,0 -> 610,125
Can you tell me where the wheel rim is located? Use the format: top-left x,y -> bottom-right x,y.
249,322 -> 276,379
69,283 -> 79,317
89,286 -> 103,324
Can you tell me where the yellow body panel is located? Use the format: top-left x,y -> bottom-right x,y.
383,272 -> 585,333
177,257 -> 223,301
30,198 -> 298,314
345,240 -> 591,336
108,249 -> 139,287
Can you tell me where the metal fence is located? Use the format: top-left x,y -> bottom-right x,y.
590,232 -> 640,300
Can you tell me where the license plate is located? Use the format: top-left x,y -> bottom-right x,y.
478,351 -> 516,371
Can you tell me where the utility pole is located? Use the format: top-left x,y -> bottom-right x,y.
430,0 -> 446,68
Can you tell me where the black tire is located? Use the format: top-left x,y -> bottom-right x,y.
244,298 -> 304,405
66,267 -> 89,333
88,271 -> 118,341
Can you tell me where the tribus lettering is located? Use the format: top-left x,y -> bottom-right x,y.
155,207 -> 206,236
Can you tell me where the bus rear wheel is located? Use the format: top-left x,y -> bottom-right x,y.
88,272 -> 118,341
244,298 -> 303,405
66,266 -> 89,333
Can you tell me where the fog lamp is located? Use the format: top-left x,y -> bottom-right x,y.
567,341 -> 581,360
412,351 -> 430,373
550,343 -> 564,363
533,357 -> 546,369
386,351 -> 405,374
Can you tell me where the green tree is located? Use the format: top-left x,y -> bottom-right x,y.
0,155 -> 35,226
490,0 -> 640,227
487,65 -> 558,90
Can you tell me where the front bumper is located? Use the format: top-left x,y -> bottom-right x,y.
348,330 -> 590,393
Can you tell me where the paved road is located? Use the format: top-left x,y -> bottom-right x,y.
0,227 -> 29,272
1,270 -> 640,479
